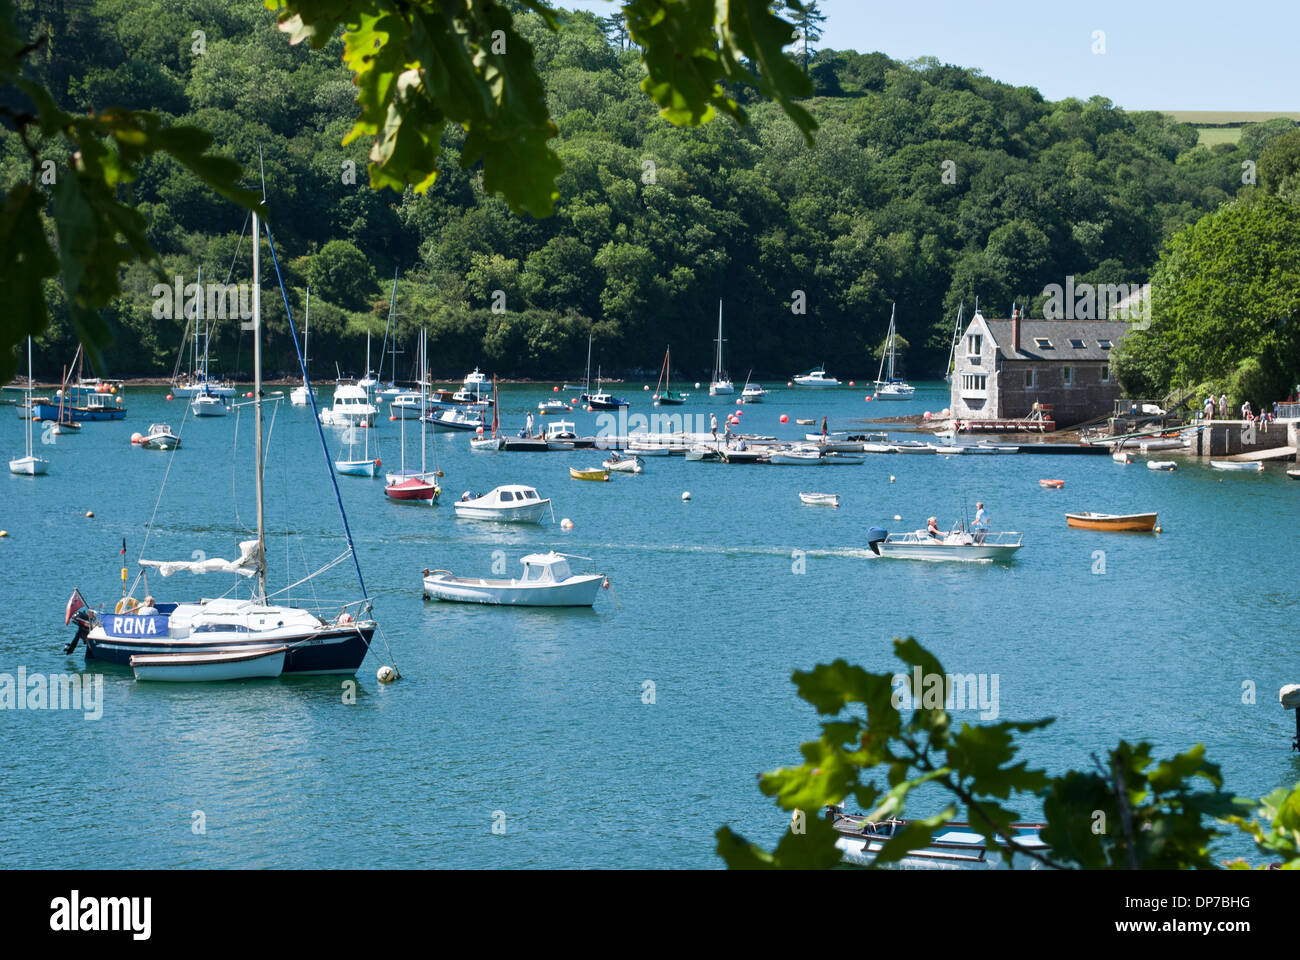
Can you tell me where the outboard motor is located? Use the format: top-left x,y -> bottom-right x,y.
866,526 -> 888,556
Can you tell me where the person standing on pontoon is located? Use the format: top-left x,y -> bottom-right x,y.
821,415 -> 828,441
710,412 -> 718,443
972,502 -> 989,544
525,411 -> 535,437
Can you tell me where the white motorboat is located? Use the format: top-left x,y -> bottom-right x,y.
130,645 -> 288,682
422,552 -> 605,606
463,367 -> 490,392
1112,450 -> 1134,464
739,369 -> 766,403
538,399 -> 572,412
545,420 -> 580,450
453,484 -> 550,522
389,392 -> 425,419
602,454 -> 644,474
894,441 -> 932,454
793,367 -> 840,387
867,524 -> 1022,562
9,337 -> 49,476
872,302 -> 915,399
190,389 -> 228,417
1147,460 -> 1177,471
138,423 -> 181,450
321,385 -> 376,426
1210,460 -> 1264,472
709,301 -> 733,395
823,452 -> 866,465
770,446 -> 824,465
426,407 -> 485,432
799,492 -> 839,507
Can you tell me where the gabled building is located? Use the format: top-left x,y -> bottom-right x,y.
949,308 -> 1134,428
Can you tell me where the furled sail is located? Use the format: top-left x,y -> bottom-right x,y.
139,540 -> 261,577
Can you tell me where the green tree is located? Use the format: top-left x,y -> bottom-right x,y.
308,239 -> 377,312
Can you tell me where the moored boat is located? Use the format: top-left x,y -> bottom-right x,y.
602,453 -> 644,474
829,808 -> 1048,870
769,445 -> 824,465
1065,512 -> 1157,532
867,524 -> 1022,561
1147,460 -> 1176,471
1210,460 -> 1264,472
799,491 -> 839,507
570,466 -> 610,482
138,423 -> 181,450
422,552 -> 605,606
453,485 -> 549,522
9,338 -> 49,476
792,367 -> 840,387
130,645 -> 288,682
709,301 -> 733,395
1039,478 -> 1065,488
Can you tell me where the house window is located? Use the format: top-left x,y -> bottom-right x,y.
1069,338 -> 1085,349
1098,339 -> 1112,350
1035,337 -> 1053,349
1101,365 -> 1110,382
966,334 -> 982,356
1025,369 -> 1035,388
961,374 -> 987,391
1062,366 -> 1072,386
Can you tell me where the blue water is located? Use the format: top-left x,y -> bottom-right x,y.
2,381 -> 1297,867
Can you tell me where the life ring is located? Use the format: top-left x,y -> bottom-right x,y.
115,597 -> 138,614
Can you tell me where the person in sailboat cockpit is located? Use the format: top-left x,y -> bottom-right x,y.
136,596 -> 158,616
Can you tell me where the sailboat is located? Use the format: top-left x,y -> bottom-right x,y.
190,315 -> 230,417
64,205 -> 378,677
651,346 -> 688,405
290,286 -> 317,405
171,267 -> 236,399
580,333 -> 627,409
471,377 -> 503,451
50,364 -> 81,434
873,303 -> 915,400
32,344 -> 127,421
376,270 -> 404,397
334,424 -> 379,476
385,327 -> 441,502
709,301 -> 733,395
9,337 -> 49,475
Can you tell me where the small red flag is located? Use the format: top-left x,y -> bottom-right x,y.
65,588 -> 86,626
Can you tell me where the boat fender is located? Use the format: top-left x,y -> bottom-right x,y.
115,597 -> 138,614
339,612 -> 353,624
602,579 -> 610,590
866,527 -> 888,557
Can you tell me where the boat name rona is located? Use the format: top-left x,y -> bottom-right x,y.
891,667 -> 999,721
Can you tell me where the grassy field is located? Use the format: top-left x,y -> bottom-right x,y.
1158,111 -> 1300,148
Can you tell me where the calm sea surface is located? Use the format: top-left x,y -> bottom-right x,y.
2,381 -> 1296,867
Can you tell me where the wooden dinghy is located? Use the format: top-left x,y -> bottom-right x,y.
1065,511 -> 1157,532
130,645 -> 288,682
569,466 -> 610,482
799,492 -> 839,507
1038,479 -> 1064,488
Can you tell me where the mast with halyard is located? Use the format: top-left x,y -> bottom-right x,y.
64,204 -> 387,679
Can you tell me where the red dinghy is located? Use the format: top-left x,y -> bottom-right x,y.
384,475 -> 440,502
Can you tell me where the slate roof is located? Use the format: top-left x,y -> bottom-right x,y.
981,319 -> 1132,362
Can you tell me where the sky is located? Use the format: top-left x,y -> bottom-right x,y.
558,1 -> 1298,112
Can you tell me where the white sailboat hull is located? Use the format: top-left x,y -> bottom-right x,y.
9,455 -> 49,476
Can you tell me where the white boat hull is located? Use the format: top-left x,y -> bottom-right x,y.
452,502 -> 549,522
1210,460 -> 1264,472
9,455 -> 49,476
422,573 -> 603,606
131,646 -> 287,682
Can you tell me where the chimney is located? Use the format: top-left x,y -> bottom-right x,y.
1011,306 -> 1021,354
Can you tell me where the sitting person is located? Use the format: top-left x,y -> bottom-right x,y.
926,517 -> 942,540
136,595 -> 159,616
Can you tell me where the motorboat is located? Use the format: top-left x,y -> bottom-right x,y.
718,446 -> 767,464
1287,468 -> 1300,480
9,338 -> 49,476
138,423 -> 181,451
130,646 -> 288,682
931,444 -> 965,455
799,492 -> 839,507
867,523 -> 1022,561
544,420 -> 579,450
830,808 -> 1048,870
422,552 -> 605,606
792,367 -> 840,387
453,484 -> 550,522
1065,512 -> 1157,532
602,453 -> 644,474
570,466 -> 610,481
463,367 -> 490,392
862,442 -> 900,453
894,440 -> 932,454
740,372 -> 767,403
426,407 -> 485,432
1210,460 -> 1264,472
769,446 -> 824,465
1147,460 -> 1176,471
190,388 -> 229,417
501,436 -> 549,452
321,385 -> 376,426
709,301 -> 733,395
538,399 -> 573,413
389,392 -> 425,419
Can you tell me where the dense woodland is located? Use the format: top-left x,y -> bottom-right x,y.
5,0 -> 1297,385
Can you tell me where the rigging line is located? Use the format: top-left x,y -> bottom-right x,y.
136,379 -> 197,563
297,538 -> 322,612
261,218 -> 372,607
262,549 -> 354,600
371,621 -> 402,678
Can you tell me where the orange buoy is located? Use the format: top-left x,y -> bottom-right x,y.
1039,479 -> 1065,489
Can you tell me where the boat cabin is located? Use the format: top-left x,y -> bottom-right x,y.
545,421 -> 578,440
519,552 -> 573,582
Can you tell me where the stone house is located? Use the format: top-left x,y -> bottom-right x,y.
949,308 -> 1133,427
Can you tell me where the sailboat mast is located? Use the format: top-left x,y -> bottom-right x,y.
252,210 -> 267,602
714,301 -> 724,380
303,286 -> 311,383
887,302 -> 896,381
419,327 -> 427,474
25,337 -> 33,456
584,332 -> 592,395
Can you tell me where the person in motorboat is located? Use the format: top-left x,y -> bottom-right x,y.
136,595 -> 158,616
926,517 -> 942,540
972,502 -> 989,544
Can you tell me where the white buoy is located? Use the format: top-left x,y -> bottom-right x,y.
889,475 -> 895,483
377,665 -> 395,683
85,511 -> 94,518
694,382 -> 701,389
893,514 -> 901,521
682,491 -> 691,501
0,530 -> 7,538
560,518 -> 574,530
